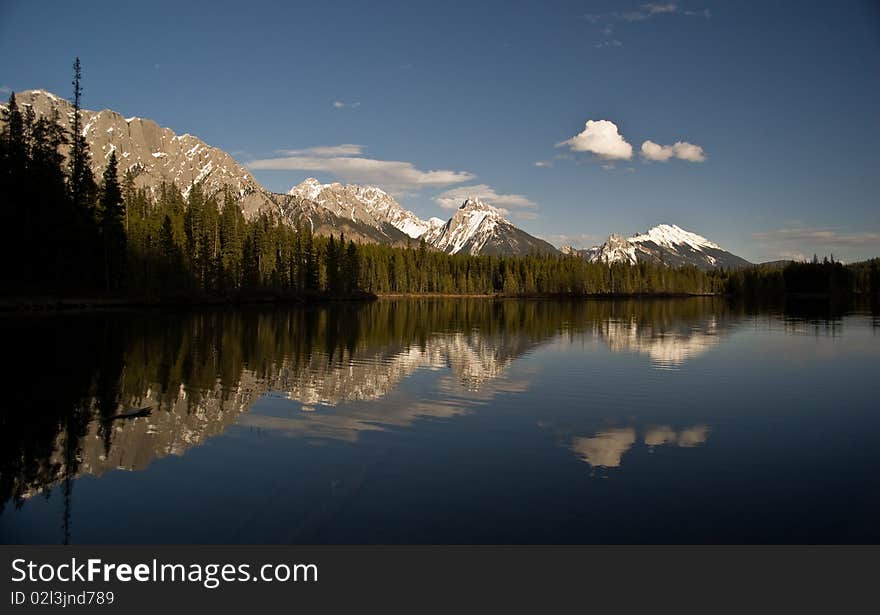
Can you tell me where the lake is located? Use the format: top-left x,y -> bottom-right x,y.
1,297 -> 878,544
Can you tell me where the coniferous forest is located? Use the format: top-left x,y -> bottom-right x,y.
1,61 -> 877,306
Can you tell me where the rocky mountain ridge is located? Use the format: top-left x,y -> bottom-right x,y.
565,224 -> 751,270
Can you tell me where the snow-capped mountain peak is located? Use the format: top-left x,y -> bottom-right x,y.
429,198 -> 556,256
287,178 -> 432,240
587,233 -> 639,265
289,177 -> 325,200
630,224 -> 721,251
583,224 -> 750,270
458,197 -> 502,214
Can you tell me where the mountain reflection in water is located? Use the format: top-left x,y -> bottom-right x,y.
2,297 -> 877,544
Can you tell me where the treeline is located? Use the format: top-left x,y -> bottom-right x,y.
356,242 -> 725,296
123,181 -> 362,297
726,256 -> 880,299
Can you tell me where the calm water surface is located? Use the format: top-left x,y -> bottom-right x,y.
1,298 -> 878,543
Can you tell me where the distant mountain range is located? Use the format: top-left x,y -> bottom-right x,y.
2,89 -> 750,266
562,224 -> 752,270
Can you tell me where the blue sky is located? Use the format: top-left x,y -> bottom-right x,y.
1,0 -> 878,262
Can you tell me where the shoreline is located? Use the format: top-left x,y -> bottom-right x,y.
0,291 -> 376,313
1,291 -> 723,313
3,291 -> 871,314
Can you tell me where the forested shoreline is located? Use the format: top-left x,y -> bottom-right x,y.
1,62 -> 877,309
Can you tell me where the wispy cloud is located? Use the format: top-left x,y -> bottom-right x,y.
620,3 -> 680,21
276,144 -> 364,157
534,160 -> 553,168
773,250 -> 809,262
752,227 -> 880,261
683,8 -> 711,18
547,233 -> 603,249
753,228 -> 880,247
640,139 -> 706,162
0,85 -> 11,95
581,3 -> 710,46
332,100 -> 361,109
433,184 -> 537,215
248,147 -> 474,195
557,120 -> 633,160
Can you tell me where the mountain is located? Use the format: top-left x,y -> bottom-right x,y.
576,224 -> 751,270
286,181 -> 557,256
428,198 -> 559,256
5,90 -> 275,216
286,178 -> 440,245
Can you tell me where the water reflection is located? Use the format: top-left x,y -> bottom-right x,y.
647,425 -> 711,448
568,425 -> 710,469
596,316 -> 721,369
571,429 -> 637,469
1,297 -> 875,543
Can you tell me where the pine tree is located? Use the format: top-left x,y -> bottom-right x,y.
219,191 -> 244,289
303,224 -> 318,292
326,234 -> 340,294
0,92 -> 27,286
343,240 -> 360,294
98,151 -> 126,291
68,58 -> 96,213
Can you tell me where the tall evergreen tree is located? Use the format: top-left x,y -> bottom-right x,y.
98,151 -> 126,291
68,58 -> 96,213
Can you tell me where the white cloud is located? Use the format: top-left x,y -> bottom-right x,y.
753,228 -> 880,247
640,140 -> 675,162
333,100 -> 360,109
557,120 -> 633,160
433,184 -> 537,212
534,160 -> 552,168
248,155 -> 474,194
671,141 -> 706,162
594,39 -> 623,48
640,140 -> 706,162
0,85 -> 11,95
277,144 -> 364,157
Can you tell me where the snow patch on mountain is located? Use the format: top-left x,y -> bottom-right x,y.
582,224 -> 750,270
629,224 -> 721,251
430,198 -> 506,255
288,178 -> 433,239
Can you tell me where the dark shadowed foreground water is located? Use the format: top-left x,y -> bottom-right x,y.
1,298 -> 878,544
